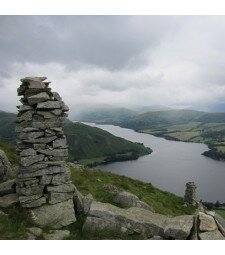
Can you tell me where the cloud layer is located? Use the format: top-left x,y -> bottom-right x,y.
1,16 -> 225,113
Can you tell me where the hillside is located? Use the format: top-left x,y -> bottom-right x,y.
64,121 -> 151,165
0,110 -> 151,166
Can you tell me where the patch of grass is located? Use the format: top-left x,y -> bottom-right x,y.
0,140 -> 19,166
70,166 -> 196,216
215,209 -> 225,219
0,204 -> 33,240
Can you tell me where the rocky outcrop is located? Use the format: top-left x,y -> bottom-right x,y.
43,230 -> 70,240
114,190 -> 155,212
197,211 -> 225,240
0,193 -> 19,208
0,149 -> 14,182
82,200 -> 194,239
16,76 -> 76,228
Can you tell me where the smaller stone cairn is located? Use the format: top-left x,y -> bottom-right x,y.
15,77 -> 76,227
184,182 -> 197,206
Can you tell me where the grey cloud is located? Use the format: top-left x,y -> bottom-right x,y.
1,16 -> 225,112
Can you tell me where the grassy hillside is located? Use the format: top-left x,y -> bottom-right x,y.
0,110 -> 151,166
64,122 -> 151,165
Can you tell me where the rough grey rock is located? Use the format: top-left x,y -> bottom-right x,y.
83,217 -> 121,236
22,197 -> 46,208
19,193 -> 43,204
27,227 -> 43,237
17,184 -> 44,196
52,92 -> 62,101
27,92 -> 50,105
51,109 -> 62,116
44,230 -> 70,240
199,230 -> 225,240
37,149 -> 68,157
214,213 -> 225,236
39,175 -> 52,185
199,212 -> 218,232
84,201 -> 168,237
52,138 -> 67,148
46,183 -> 75,193
0,179 -> 16,196
164,215 -> 194,240
18,165 -> 66,178
20,154 -> 45,167
21,77 -> 47,83
83,194 -> 94,215
30,198 -> 76,228
51,171 -> 70,185
0,149 -> 14,182
48,192 -> 73,204
0,193 -> 19,208
20,148 -> 36,157
18,105 -> 33,112
73,187 -> 84,214
17,110 -> 34,122
37,101 -> 62,109
114,190 -> 155,212
37,111 -> 55,119
18,131 -> 44,140
149,236 -> 164,240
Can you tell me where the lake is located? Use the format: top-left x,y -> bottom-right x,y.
83,122 -> 225,202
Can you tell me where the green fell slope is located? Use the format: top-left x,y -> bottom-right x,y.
0,110 -> 151,166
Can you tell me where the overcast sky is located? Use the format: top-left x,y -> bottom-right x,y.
1,15 -> 225,113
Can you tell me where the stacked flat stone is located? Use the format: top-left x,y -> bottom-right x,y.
184,182 -> 197,206
16,77 -> 75,208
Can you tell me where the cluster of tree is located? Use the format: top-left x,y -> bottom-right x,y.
201,200 -> 225,210
202,148 -> 225,161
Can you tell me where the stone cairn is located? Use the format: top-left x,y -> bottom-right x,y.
184,182 -> 197,206
15,77 -> 76,227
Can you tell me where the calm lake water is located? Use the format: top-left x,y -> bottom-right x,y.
83,122 -> 225,202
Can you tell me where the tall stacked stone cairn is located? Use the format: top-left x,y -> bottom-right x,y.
15,77 -> 76,228
184,182 -> 197,206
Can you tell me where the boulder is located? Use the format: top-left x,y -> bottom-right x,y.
164,215 -> 194,239
83,194 -> 94,215
0,179 -> 16,196
114,190 -> 155,212
214,213 -> 225,237
0,210 -> 7,216
0,193 -> 19,208
73,187 -> 84,214
83,217 -> 121,236
199,212 -> 218,232
199,230 -> 225,240
84,201 -> 168,238
149,236 -> 164,240
44,230 -> 70,240
27,227 -> 43,237
0,149 -> 14,182
30,198 -> 76,228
